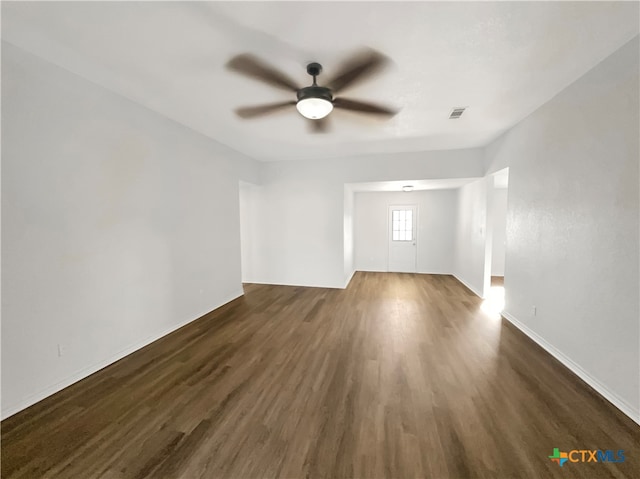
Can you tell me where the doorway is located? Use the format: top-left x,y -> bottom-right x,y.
482,169 -> 508,316
388,205 -> 417,273
489,171 -> 508,286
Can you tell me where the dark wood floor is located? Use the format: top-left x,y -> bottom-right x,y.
2,272 -> 638,478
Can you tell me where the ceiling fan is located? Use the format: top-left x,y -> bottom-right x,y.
226,49 -> 399,133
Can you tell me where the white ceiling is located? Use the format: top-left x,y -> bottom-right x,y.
2,1 -> 638,162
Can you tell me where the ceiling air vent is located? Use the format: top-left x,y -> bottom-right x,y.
449,107 -> 466,119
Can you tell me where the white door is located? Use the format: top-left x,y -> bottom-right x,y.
388,205 -> 417,273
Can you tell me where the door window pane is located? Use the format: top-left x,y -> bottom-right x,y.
391,209 -> 413,242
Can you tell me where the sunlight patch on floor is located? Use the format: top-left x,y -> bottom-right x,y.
481,286 -> 505,319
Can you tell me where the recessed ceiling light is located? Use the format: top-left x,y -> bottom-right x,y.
402,185 -> 414,192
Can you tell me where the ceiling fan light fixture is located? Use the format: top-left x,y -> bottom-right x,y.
296,85 -> 334,120
296,97 -> 333,120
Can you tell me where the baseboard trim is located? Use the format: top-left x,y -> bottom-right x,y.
247,272 -> 451,290
1,290 -> 245,420
417,271 -> 454,275
452,274 -> 483,298
242,279 -> 344,289
501,310 -> 640,426
355,269 -> 454,275
343,270 -> 356,289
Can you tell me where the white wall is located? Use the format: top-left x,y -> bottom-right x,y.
453,178 -> 490,297
343,186 -> 355,285
487,36 -> 639,422
238,177 -> 346,288
490,187 -> 508,276
1,43 -> 260,418
354,190 -> 457,274
240,150 -> 484,288
239,181 -> 262,283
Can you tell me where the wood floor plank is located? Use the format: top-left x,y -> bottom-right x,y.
2,272 -> 638,478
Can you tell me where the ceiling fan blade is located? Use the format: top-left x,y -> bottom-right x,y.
333,98 -> 398,117
227,54 -> 300,92
308,117 -> 330,133
325,49 -> 390,94
235,101 -> 296,119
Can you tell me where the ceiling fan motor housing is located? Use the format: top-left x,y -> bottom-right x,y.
296,86 -> 333,103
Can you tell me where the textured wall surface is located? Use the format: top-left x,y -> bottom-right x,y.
490,37 -> 640,420
1,43 -> 259,418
